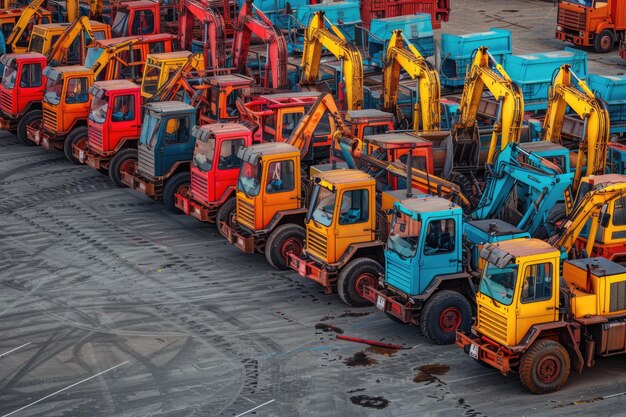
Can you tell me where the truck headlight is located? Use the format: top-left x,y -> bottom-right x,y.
556,25 -> 562,31
579,31 -> 585,37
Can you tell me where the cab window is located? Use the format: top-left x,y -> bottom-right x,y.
424,218 -> 455,255
338,189 -> 369,225
218,139 -> 244,170
163,116 -> 189,144
266,160 -> 294,194
131,10 -> 155,35
281,111 -> 303,138
20,63 -> 42,88
612,197 -> 626,226
65,77 -> 89,104
112,95 -> 135,122
362,125 -> 389,136
149,41 -> 165,54
521,263 -> 553,303
16,19 -> 34,47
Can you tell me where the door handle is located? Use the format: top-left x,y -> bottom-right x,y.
546,306 -> 556,310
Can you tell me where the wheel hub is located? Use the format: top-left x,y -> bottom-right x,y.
536,355 -> 561,384
439,307 -> 462,332
281,237 -> 302,260
119,159 -> 137,175
354,273 -> 376,298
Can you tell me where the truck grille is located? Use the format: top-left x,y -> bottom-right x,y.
88,126 -> 103,152
385,255 -> 413,294
558,8 -> 586,30
43,107 -> 57,132
306,227 -> 327,261
191,172 -> 208,202
0,90 -> 12,114
137,145 -> 154,179
236,198 -> 254,228
477,304 -> 508,345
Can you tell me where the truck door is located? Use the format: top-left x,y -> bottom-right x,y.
334,187 -> 373,261
214,137 -> 245,201
418,217 -> 461,294
158,114 -> 193,176
261,157 -> 299,227
109,92 -> 140,147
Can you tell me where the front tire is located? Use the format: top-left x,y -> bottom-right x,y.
64,126 -> 88,164
163,171 -> 190,214
216,197 -> 236,228
109,148 -> 138,187
265,223 -> 305,270
594,29 -> 615,53
337,258 -> 383,307
420,290 -> 472,345
519,339 -> 570,394
17,109 -> 41,146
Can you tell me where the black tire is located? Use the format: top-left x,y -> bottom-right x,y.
420,290 -> 472,345
64,126 -> 88,164
265,223 -> 305,270
17,109 -> 41,146
216,196 -> 236,228
519,339 -> 570,394
163,171 -> 190,214
108,148 -> 138,187
594,29 -> 615,53
337,258 -> 383,307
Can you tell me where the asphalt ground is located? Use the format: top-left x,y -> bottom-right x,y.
2,0 -> 626,416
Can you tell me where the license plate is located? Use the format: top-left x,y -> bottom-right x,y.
469,344 -> 479,360
139,183 -> 145,191
79,150 -> 85,161
376,296 -> 385,311
237,237 -> 244,247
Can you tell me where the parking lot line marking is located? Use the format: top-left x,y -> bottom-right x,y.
234,399 -> 275,417
1,361 -> 130,417
0,342 -> 31,359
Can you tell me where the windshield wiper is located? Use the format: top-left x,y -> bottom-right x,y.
480,275 -> 500,308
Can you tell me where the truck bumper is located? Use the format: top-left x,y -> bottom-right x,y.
26,126 -> 42,145
455,331 -> 514,375
27,127 -> 59,150
361,285 -> 413,323
555,30 -> 589,46
174,191 -> 218,223
287,253 -> 336,294
0,114 -> 17,130
120,171 -> 156,196
218,221 -> 256,253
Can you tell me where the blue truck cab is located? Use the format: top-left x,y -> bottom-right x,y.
120,101 -> 197,207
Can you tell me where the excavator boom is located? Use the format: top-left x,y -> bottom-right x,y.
382,29 -> 441,132
6,0 -> 47,52
300,11 -> 364,110
146,53 -> 206,103
46,16 -> 98,66
179,0 -> 226,70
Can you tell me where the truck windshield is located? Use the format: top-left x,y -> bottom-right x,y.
89,96 -> 108,124
238,161 -> 261,197
479,262 -> 518,306
84,47 -> 104,69
193,138 -> 216,172
310,186 -> 335,227
2,64 -> 17,89
142,64 -> 160,96
387,212 -> 420,259
140,113 -> 160,149
28,34 -> 46,53
44,77 -> 63,105
111,11 -> 129,38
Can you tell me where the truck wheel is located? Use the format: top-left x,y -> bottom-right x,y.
337,258 -> 383,307
17,109 -> 41,146
594,30 -> 615,53
519,339 -> 570,394
109,148 -> 138,187
420,290 -> 472,345
163,171 -> 190,214
216,197 -> 237,228
265,223 -> 305,270
64,126 -> 88,164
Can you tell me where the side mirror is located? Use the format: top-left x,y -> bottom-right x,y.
600,212 -> 611,228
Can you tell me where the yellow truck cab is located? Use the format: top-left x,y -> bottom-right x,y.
457,237 -> 626,394
28,21 -> 111,64
140,51 -> 197,99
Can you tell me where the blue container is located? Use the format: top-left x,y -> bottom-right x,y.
288,1 -> 362,52
504,47 -> 588,112
440,28 -> 512,87
234,0 -> 309,29
367,14 -> 434,67
589,74 -> 626,135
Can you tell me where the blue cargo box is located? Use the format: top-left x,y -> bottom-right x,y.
440,28 -> 512,87
368,14 -> 435,65
589,74 -> 626,134
235,0 -> 309,29
504,47 -> 588,112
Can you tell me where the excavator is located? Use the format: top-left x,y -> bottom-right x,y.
4,0 -> 59,54
231,0 -> 288,89
42,15 -> 110,66
451,46 -> 524,172
381,29 -> 441,132
0,6 -> 51,53
541,64 -> 610,214
178,0 -> 227,70
300,11 -> 364,111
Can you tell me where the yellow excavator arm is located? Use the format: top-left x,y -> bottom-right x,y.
47,16 -> 98,66
66,0 -> 79,23
5,0 -> 46,52
542,64 -> 610,211
146,53 -> 206,103
89,0 -> 103,22
87,38 -> 141,79
453,46 -> 524,164
300,11 -> 364,110
382,29 -> 441,132
550,177 -> 626,258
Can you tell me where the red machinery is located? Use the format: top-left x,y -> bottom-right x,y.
178,0 -> 227,69
360,0 -> 451,29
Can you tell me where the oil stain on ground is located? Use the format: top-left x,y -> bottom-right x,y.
365,345 -> 397,357
344,351 -> 378,367
413,363 -> 450,383
350,394 -> 390,409
314,323 -> 343,333
552,397 -> 603,408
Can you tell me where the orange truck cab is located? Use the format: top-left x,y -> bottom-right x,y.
111,0 -> 165,38
26,65 -> 93,150
174,123 -> 255,220
0,52 -> 47,135
72,80 -> 142,183
200,74 -> 255,125
556,0 -> 626,52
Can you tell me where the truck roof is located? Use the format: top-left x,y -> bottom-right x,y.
121,0 -> 159,8
148,51 -> 192,61
145,101 -> 195,115
585,173 -> 626,186
364,132 -> 433,149
49,65 -> 92,74
314,169 -> 373,186
518,141 -> 567,154
0,52 -> 46,63
566,257 -> 626,278
398,196 -> 461,216
259,92 -> 320,101
238,142 -> 299,164
91,79 -> 139,93
91,33 -> 176,47
486,238 -> 558,260
345,109 -> 394,123
207,74 -> 254,87
194,123 -> 252,140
